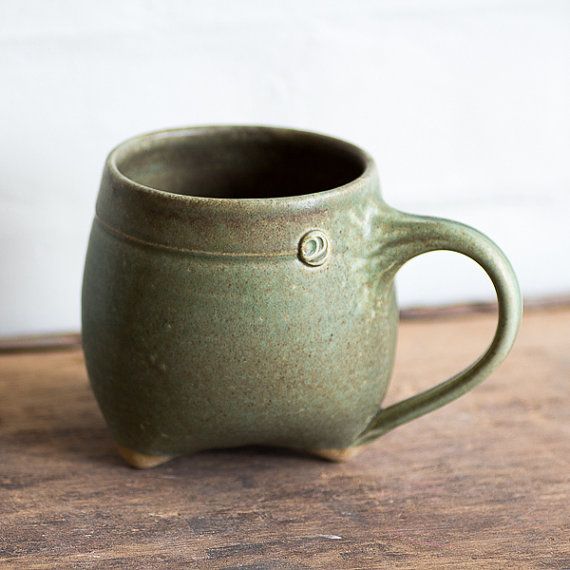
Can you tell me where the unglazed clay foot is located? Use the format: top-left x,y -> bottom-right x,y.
116,445 -> 176,469
308,445 -> 365,462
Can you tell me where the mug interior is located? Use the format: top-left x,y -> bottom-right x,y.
113,127 -> 367,199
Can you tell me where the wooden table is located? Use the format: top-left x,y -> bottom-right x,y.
1,308 -> 569,568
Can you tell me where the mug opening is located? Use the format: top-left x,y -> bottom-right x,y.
112,127 -> 368,200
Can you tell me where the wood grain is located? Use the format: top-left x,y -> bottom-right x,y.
0,308 -> 569,569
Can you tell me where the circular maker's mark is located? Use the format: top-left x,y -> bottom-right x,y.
299,230 -> 330,267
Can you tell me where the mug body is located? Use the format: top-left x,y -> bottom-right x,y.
82,126 -> 397,456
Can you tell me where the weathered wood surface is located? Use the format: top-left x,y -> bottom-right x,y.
1,308 -> 569,569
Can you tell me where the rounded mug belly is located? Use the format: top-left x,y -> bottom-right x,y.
82,220 -> 398,456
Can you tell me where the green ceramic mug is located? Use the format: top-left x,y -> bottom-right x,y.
82,126 -> 522,468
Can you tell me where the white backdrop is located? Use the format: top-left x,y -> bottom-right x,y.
1,0 -> 569,336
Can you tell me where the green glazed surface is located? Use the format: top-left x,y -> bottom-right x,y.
82,126 -> 522,458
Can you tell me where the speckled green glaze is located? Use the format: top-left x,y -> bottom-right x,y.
82,126 -> 522,467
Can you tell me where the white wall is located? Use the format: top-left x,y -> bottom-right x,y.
1,0 -> 569,336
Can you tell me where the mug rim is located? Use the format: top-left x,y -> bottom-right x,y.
107,124 -> 377,205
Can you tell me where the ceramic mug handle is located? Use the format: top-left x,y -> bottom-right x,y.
355,211 -> 523,445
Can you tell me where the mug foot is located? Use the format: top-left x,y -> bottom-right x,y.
117,445 -> 176,469
308,445 -> 364,462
